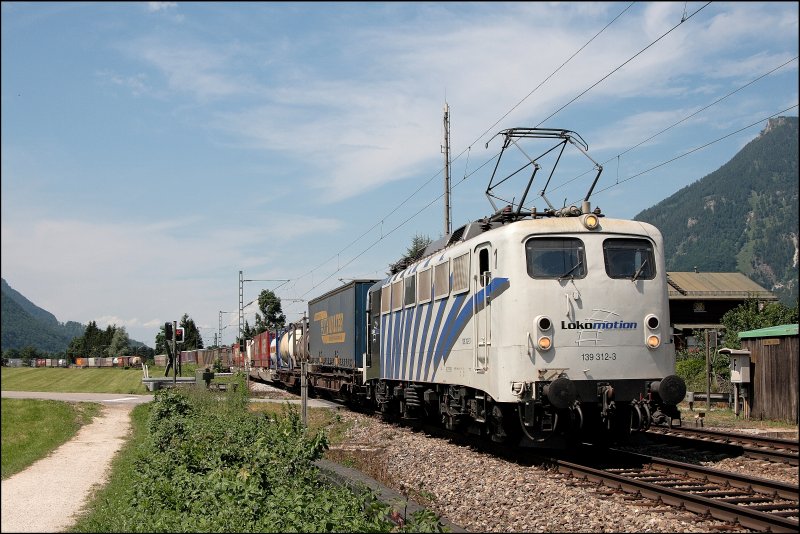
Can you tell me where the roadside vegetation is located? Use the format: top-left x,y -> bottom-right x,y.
1,398 -> 101,479
70,376 -> 446,533
675,298 -> 798,394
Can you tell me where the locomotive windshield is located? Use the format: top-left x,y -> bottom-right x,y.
603,238 -> 656,280
525,237 -> 586,279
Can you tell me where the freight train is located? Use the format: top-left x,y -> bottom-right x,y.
234,128 -> 687,446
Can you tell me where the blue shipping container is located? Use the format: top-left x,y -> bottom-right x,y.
308,279 -> 378,369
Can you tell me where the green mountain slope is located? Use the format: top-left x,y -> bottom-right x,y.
634,116 -> 799,304
1,278 -> 85,353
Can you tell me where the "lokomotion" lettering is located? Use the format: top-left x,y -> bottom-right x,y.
561,320 -> 637,330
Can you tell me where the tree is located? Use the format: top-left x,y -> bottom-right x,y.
154,326 -> 167,355
720,298 -> 798,349
256,290 -> 285,333
179,313 -> 204,350
20,346 -> 38,366
241,319 -> 255,343
107,326 -> 130,357
405,233 -> 432,261
3,348 -> 20,361
66,336 -> 85,364
389,233 -> 433,274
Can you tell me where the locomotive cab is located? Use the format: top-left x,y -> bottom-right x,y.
510,211 -> 686,444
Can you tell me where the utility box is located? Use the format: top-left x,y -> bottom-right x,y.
721,348 -> 751,383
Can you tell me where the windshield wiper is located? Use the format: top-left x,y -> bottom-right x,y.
558,260 -> 583,281
631,258 -> 649,282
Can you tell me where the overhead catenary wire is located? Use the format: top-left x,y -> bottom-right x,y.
549,55 -> 800,196
535,2 -> 712,128
285,2 -> 720,300
233,3 -> 790,319
282,3 -> 636,293
588,104 -> 800,201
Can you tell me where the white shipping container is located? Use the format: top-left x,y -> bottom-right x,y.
88,358 -> 97,367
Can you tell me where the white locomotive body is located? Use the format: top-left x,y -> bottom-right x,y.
363,128 -> 685,444
367,210 -> 685,444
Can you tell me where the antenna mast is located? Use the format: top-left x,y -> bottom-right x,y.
443,102 -> 452,236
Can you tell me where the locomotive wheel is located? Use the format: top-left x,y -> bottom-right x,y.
488,404 -> 520,443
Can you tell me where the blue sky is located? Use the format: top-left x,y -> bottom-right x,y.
2,2 -> 798,349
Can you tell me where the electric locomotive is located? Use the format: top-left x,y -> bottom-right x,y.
361,128 -> 686,446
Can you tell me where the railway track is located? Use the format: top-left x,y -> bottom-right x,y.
555,446 -> 799,533
643,426 -> 799,465
394,420 -> 800,532
258,381 -> 800,531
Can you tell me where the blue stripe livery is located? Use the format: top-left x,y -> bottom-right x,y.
379,277 -> 510,381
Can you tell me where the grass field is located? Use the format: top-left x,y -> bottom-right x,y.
1,398 -> 101,479
0,366 -> 201,394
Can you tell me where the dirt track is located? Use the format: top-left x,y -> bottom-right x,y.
1,405 -> 132,533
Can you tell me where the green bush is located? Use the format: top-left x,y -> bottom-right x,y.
74,379 -> 446,532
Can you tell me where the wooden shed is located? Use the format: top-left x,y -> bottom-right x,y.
739,324 -> 799,424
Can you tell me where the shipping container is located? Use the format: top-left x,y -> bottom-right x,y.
249,331 -> 274,369
308,279 -> 377,369
155,354 -> 167,366
36,358 -> 46,368
76,357 -> 86,367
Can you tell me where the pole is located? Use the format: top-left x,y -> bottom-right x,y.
172,320 -> 177,387
301,312 -> 308,429
238,271 -> 244,351
442,102 -> 452,237
705,329 -> 711,411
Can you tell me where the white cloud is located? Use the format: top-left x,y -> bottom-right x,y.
147,2 -> 176,13
106,3 -> 796,209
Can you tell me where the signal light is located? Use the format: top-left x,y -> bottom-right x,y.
164,322 -> 173,341
175,328 -> 185,344
538,336 -> 552,351
535,315 -> 553,351
644,314 -> 660,349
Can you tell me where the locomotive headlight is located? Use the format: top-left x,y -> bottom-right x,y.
582,213 -> 600,230
645,314 -> 661,349
535,315 -> 553,351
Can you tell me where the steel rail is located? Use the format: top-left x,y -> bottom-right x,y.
650,425 -> 799,451
645,427 -> 799,465
555,447 -> 799,533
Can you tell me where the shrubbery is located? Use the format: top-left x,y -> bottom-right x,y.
77,377 -> 446,532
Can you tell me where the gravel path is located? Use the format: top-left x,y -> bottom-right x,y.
1,405 -> 132,533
